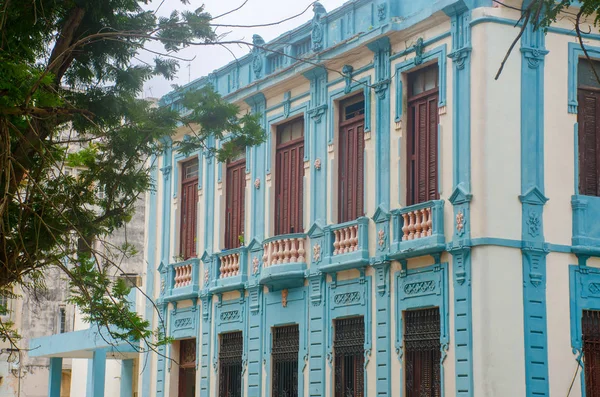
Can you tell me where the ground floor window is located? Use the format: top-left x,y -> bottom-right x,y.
583,310 -> 600,395
405,308 -> 441,397
178,339 -> 196,397
334,316 -> 364,397
272,324 -> 299,397
219,331 -> 243,397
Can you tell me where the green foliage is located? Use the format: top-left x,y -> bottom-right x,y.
0,0 -> 265,352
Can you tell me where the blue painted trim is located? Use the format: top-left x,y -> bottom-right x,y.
373,262 -> 391,397
266,103 -> 309,175
169,304 -> 200,339
574,123 -> 579,193
204,137 -> 216,252
326,275 -> 372,397
200,295 -> 213,397
394,262 -> 449,397
90,349 -> 107,397
394,44 -> 448,122
520,22 -> 550,397
327,77 -> 372,145
367,36 -> 391,209
160,144 -> 173,265
568,42 -> 600,114
245,93 -> 267,241
48,357 -> 62,397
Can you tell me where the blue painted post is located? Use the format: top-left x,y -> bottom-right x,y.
244,94 -> 267,241
520,23 -> 550,397
48,357 -> 63,397
200,296 -> 213,397
90,349 -> 107,397
120,359 -> 133,397
447,9 -> 475,397
204,137 -> 216,251
366,37 -> 392,209
246,285 -> 263,397
373,262 -> 391,397
303,67 -> 328,225
307,274 -> 326,397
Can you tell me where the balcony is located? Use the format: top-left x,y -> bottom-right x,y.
572,195 -> 600,255
210,247 -> 248,293
162,258 -> 200,302
318,217 -> 370,272
390,200 -> 445,259
259,233 -> 307,289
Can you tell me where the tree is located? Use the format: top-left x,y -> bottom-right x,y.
0,0 -> 265,351
495,0 -> 600,80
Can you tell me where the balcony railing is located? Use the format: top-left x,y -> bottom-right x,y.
320,217 -> 369,272
262,234 -> 307,267
572,195 -> 600,255
259,233 -> 308,289
162,258 -> 200,301
391,200 -> 445,258
211,247 -> 248,293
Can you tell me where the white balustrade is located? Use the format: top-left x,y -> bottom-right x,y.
401,206 -> 433,241
219,253 -> 240,278
332,225 -> 359,255
174,263 -> 193,288
262,237 -> 306,267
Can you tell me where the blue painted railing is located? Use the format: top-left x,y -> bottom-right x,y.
163,258 -> 200,301
390,200 -> 445,259
320,217 -> 370,272
210,247 -> 248,293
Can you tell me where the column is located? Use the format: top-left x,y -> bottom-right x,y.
120,359 -> 133,397
90,349 -> 107,397
48,357 -> 63,397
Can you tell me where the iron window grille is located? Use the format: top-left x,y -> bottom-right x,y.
219,331 -> 243,397
583,310 -> 600,396
272,324 -> 300,397
334,316 -> 365,397
404,308 -> 441,397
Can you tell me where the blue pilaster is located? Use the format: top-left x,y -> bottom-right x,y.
520,22 -> 549,397
204,136 -> 216,251
366,37 -> 391,209
120,359 -> 133,397
303,67 -> 328,225
307,273 -> 326,397
155,304 -> 168,397
373,261 -> 391,397
447,8 -> 474,397
48,357 -> 62,397
246,283 -> 263,397
200,295 -> 213,397
90,349 -> 107,397
244,93 -> 267,240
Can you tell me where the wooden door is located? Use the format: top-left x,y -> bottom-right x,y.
339,96 -> 365,223
225,159 -> 246,249
180,159 -> 198,259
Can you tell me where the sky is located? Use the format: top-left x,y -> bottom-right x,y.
141,0 -> 348,99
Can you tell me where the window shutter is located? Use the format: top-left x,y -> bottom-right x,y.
225,160 -> 246,249
578,89 -> 600,196
339,117 -> 365,223
276,138 -> 304,235
180,177 -> 198,259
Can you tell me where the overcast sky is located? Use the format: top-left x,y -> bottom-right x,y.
141,0 -> 348,99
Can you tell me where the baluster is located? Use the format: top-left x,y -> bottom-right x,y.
351,225 -> 359,251
290,239 -> 298,262
297,238 -> 306,263
343,228 -> 350,253
174,267 -> 179,287
185,265 -> 191,285
420,208 -> 428,237
283,239 -> 291,263
402,213 -> 409,241
263,244 -> 269,267
414,209 -> 422,239
427,207 -> 433,236
408,212 -> 416,240
221,257 -> 227,278
333,230 -> 340,255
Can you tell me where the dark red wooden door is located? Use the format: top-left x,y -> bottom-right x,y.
180,160 -> 198,260
275,122 -> 304,235
407,92 -> 439,206
225,159 -> 246,249
578,88 -> 600,196
339,112 -> 365,223
178,339 -> 196,397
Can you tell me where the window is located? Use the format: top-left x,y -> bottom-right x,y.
404,308 -> 441,397
578,59 -> 600,196
219,331 -> 243,397
272,325 -> 299,397
293,38 -> 311,58
407,65 -> 439,206
339,95 -> 365,223
269,53 -> 286,73
275,119 -> 304,235
179,339 -> 196,397
180,158 -> 199,260
58,307 -> 66,334
583,310 -> 600,395
224,157 -> 246,249
334,317 -> 364,397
